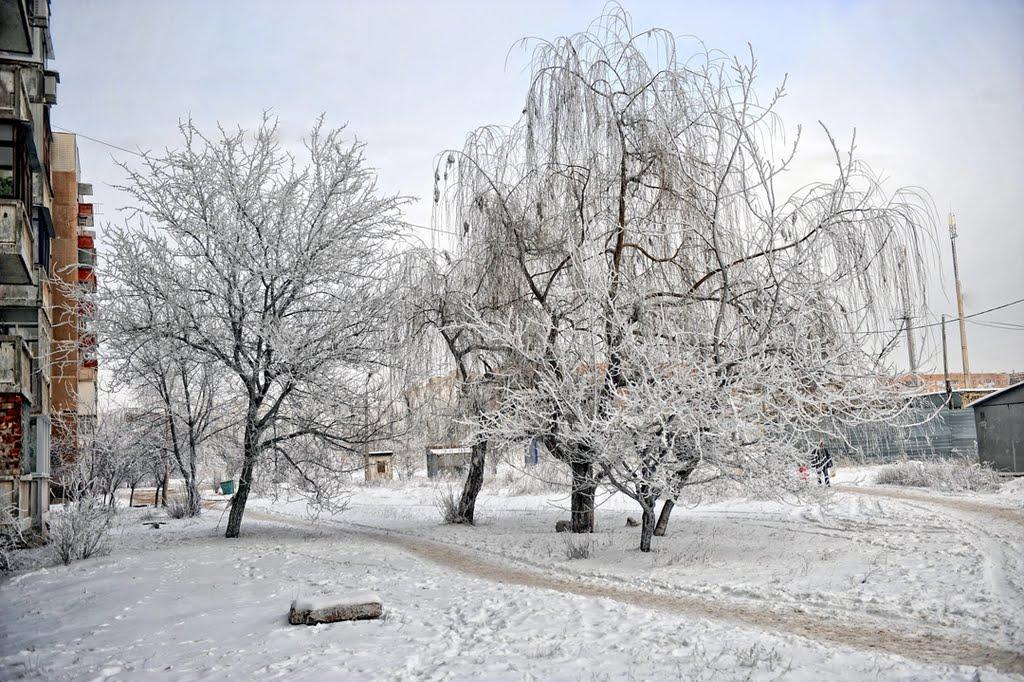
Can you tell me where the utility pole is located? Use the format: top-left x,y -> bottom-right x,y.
948,212 -> 971,387
941,314 -> 953,407
899,247 -> 918,385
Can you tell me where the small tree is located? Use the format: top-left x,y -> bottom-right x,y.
402,249 -> 498,523
105,116 -> 407,537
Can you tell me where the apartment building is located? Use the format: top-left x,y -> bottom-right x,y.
50,130 -> 97,458
0,0 -> 63,533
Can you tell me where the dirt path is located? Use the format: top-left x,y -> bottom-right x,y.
836,485 -> 1024,528
226,503 -> 1024,675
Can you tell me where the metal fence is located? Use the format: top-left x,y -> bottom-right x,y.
839,406 -> 977,462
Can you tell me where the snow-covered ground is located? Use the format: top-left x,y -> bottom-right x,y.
1,466 -> 1022,680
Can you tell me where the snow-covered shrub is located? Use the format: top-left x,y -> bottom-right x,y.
49,497 -> 112,565
874,458 -> 1002,492
166,499 -> 191,519
435,486 -> 468,524
562,534 -> 593,560
0,505 -> 27,573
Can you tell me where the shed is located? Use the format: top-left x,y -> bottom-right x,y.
426,446 -> 472,478
971,381 -> 1024,473
364,450 -> 394,482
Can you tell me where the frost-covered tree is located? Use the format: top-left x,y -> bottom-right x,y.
402,248 -> 499,523
105,116 -> 406,537
101,325 -> 235,516
435,9 -> 934,548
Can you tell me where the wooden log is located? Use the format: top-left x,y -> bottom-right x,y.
288,597 -> 382,625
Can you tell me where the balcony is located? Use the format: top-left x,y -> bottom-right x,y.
0,198 -> 34,284
77,248 -> 96,268
0,65 -> 32,124
0,335 -> 32,402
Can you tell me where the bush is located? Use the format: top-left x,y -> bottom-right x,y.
563,533 -> 593,560
1,505 -> 27,573
49,497 -> 112,566
166,499 -> 194,519
874,458 -> 1003,493
435,486 -> 469,524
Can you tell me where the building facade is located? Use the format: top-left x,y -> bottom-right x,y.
972,382 -> 1024,474
0,0 -> 58,531
50,130 -> 97,465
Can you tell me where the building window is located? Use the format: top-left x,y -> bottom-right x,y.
0,124 -> 15,198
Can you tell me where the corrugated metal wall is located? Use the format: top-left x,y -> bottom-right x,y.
840,407 -> 977,461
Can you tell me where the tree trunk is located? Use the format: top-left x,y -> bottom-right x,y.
654,465 -> 695,537
160,469 -> 169,507
570,460 -> 595,533
456,441 -> 487,524
654,499 -> 674,537
640,500 -> 657,552
225,422 -> 259,538
184,477 -> 202,517
129,486 -> 135,507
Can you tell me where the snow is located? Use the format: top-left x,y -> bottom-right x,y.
1,467 -> 1022,680
290,592 -> 382,613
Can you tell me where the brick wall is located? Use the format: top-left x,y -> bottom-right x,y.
0,394 -> 25,475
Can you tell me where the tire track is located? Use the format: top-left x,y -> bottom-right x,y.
835,485 -> 1024,528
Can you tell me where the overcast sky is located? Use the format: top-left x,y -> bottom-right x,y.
51,0 -> 1023,373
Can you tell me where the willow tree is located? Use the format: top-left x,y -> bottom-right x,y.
435,9 -> 934,546
106,117 -> 406,537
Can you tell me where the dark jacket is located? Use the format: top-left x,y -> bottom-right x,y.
811,446 -> 833,471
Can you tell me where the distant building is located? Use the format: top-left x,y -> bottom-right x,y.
49,131 -> 98,462
904,372 -> 1024,394
426,446 -> 472,478
364,450 -> 393,482
971,381 -> 1023,474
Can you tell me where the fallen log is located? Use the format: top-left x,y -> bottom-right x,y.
288,594 -> 383,625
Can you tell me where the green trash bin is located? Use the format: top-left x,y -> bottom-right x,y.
219,480 -> 235,495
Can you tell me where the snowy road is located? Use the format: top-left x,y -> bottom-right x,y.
836,484 -> 1024,527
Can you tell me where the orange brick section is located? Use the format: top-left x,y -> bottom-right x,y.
0,395 -> 25,475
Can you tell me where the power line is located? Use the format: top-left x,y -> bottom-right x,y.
863,298 -> 1024,335
52,125 -> 145,158
967,318 -> 1024,331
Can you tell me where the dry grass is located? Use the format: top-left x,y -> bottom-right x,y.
562,533 -> 594,560
874,457 -> 1003,493
434,486 -> 470,524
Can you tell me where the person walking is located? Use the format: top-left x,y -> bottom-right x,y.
811,441 -> 833,487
